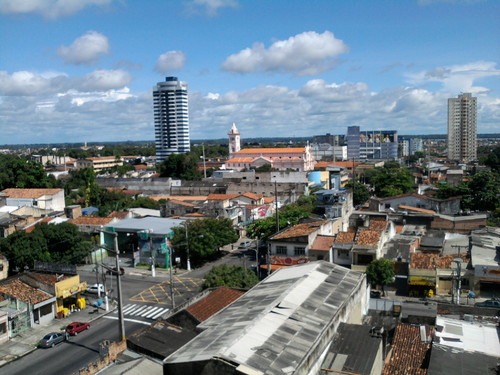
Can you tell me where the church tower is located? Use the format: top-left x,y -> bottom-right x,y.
228,122 -> 241,155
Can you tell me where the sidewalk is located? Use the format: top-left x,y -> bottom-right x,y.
0,298 -> 115,368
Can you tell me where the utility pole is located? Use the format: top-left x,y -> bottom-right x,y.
274,180 -> 279,232
168,238 -> 176,309
185,224 -> 191,271
149,229 -> 155,277
113,233 -> 125,341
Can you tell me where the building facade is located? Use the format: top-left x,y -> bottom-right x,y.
447,93 -> 477,162
347,126 -> 398,160
153,76 -> 190,161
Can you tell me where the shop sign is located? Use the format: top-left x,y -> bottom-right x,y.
475,266 -> 500,279
61,282 -> 87,298
408,277 -> 435,286
272,256 -> 308,266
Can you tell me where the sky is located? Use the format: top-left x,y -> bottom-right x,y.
0,0 -> 499,145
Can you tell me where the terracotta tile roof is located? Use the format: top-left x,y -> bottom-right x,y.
335,231 -> 356,243
134,164 -> 149,170
87,156 -> 120,161
310,235 -> 335,251
235,148 -> 305,154
121,189 -> 143,196
68,216 -> 114,226
410,253 -> 468,269
149,196 -> 207,202
167,199 -> 196,207
186,287 -> 244,322
314,161 -> 359,169
0,279 -> 53,305
263,197 -> 275,204
1,188 -> 63,199
107,211 -> 129,219
24,217 -> 53,233
239,192 -> 263,200
185,213 -> 206,217
225,157 -> 255,163
369,220 -> 387,230
25,272 -> 70,285
399,205 -> 436,214
206,194 -> 238,201
395,225 -> 404,234
356,229 -> 381,246
382,323 -> 432,375
270,220 -> 328,240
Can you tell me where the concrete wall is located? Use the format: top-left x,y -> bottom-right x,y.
431,214 -> 487,234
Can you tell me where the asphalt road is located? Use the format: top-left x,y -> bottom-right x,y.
1,318 -> 145,375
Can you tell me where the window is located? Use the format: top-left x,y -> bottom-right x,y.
0,322 -> 6,334
276,246 -> 287,255
385,203 -> 391,209
294,247 -> 306,256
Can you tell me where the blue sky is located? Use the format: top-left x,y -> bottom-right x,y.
0,0 -> 499,145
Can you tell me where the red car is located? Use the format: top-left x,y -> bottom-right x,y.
66,322 -> 90,335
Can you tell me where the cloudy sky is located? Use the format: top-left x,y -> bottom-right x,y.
0,0 -> 499,145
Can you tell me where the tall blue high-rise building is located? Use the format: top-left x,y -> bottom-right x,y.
153,76 -> 190,161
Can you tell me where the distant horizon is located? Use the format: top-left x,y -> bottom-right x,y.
2,133 -> 500,149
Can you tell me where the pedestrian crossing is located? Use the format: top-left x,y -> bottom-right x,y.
120,303 -> 169,320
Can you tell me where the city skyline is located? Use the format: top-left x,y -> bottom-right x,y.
1,0 -> 499,145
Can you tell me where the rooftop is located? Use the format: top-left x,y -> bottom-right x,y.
270,220 -> 328,240
236,147 -> 306,154
0,188 -> 63,199
186,287 -> 245,323
356,229 -> 381,246
0,278 -> 53,305
309,235 -> 335,251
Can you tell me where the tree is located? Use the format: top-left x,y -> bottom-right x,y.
157,153 -> 202,180
365,165 -> 413,197
0,155 -> 55,190
171,218 -> 238,268
202,264 -> 259,290
366,259 -> 395,296
0,222 -> 91,274
345,181 -> 370,206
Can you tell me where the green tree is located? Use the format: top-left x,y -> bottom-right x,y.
366,259 -> 395,296
171,218 -> 238,268
202,264 -> 259,290
345,181 -> 370,206
0,222 -> 91,274
0,155 -> 55,190
157,153 -> 202,180
366,165 -> 413,197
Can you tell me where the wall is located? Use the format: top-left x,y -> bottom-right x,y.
431,214 -> 487,234
227,181 -> 306,205
72,340 -> 127,375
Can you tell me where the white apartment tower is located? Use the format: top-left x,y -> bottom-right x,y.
153,76 -> 190,161
447,93 -> 477,162
228,122 -> 241,155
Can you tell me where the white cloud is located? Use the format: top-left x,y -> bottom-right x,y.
154,51 -> 186,74
406,61 -> 500,95
57,31 -> 110,66
77,69 -> 132,91
0,0 -> 115,19
221,31 -> 349,76
186,0 -> 238,17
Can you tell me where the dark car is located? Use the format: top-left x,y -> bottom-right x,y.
39,332 -> 68,348
474,299 -> 500,308
106,267 -> 125,276
66,322 -> 90,336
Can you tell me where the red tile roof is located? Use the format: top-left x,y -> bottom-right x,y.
186,287 -> 244,322
410,253 -> 468,269
270,220 -> 328,240
24,217 -> 53,233
335,231 -> 356,243
310,235 -> 335,251
68,216 -> 114,226
0,279 -> 53,305
369,219 -> 387,230
382,324 -> 432,375
1,188 -> 63,198
236,148 -> 305,154
356,229 -> 381,246
206,194 -> 239,201
107,211 -> 129,219
25,272 -> 70,285
167,199 -> 196,207
399,205 -> 436,214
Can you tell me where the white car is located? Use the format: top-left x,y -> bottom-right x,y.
87,284 -> 104,294
238,240 -> 254,249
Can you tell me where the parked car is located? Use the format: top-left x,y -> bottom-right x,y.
39,332 -> 68,348
106,267 -> 125,276
66,322 -> 90,336
474,299 -> 500,308
86,284 -> 104,294
238,241 -> 254,249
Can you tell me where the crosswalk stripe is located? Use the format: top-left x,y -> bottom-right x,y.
138,306 -> 155,317
128,305 -> 149,315
143,306 -> 163,318
103,316 -> 151,326
122,304 -> 137,314
151,308 -> 168,320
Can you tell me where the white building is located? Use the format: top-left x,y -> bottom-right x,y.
153,76 -> 190,161
447,93 -> 477,162
0,188 -> 65,212
228,122 -> 241,155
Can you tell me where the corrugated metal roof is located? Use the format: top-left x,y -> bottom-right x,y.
106,217 -> 184,236
164,261 -> 365,374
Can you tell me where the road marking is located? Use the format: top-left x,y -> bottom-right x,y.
138,306 -> 155,317
128,305 -> 149,315
103,316 -> 151,325
144,307 -> 166,319
122,304 -> 138,314
150,309 -> 168,319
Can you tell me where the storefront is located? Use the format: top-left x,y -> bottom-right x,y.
54,276 -> 87,318
408,276 -> 436,298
